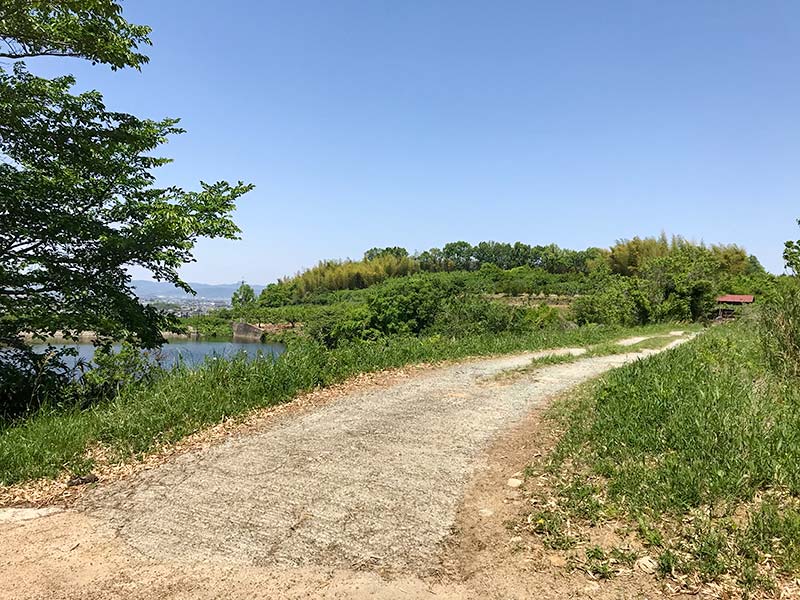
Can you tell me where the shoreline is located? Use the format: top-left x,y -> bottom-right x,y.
21,329 -> 201,344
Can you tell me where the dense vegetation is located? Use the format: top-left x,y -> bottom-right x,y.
254,235 -> 768,306
0,1 -> 252,417
189,235 -> 774,352
521,242 -> 800,593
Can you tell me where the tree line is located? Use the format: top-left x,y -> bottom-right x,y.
247,235 -> 765,307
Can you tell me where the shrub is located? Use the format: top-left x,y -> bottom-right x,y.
0,345 -> 80,419
304,275 -> 566,347
571,276 -> 651,326
304,305 -> 379,348
759,280 -> 800,377
430,296 -> 518,337
367,276 -> 447,335
0,341 -> 162,420
82,342 -> 161,400
303,277 -> 457,348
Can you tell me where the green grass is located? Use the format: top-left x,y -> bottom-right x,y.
0,323 -> 678,487
181,314 -> 236,338
493,324 -> 702,379
525,319 -> 800,591
590,333 -> 685,353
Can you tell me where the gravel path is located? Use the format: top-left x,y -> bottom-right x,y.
81,343 -> 682,574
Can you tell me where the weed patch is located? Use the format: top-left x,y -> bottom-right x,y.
521,321 -> 800,594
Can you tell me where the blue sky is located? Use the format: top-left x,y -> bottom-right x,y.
29,1 -> 800,283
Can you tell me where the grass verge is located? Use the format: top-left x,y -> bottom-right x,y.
521,320 -> 800,594
492,324 -> 702,381
0,323 -> 681,487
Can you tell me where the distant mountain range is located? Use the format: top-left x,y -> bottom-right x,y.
132,280 -> 266,301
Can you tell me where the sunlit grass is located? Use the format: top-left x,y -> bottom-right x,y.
491,323 -> 702,381
526,321 -> 800,590
0,322 -> 673,486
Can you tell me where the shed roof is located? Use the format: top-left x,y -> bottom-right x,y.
716,294 -> 755,304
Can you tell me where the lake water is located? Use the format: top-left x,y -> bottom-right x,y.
31,339 -> 286,370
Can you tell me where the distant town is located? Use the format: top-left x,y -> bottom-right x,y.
145,298 -> 230,318
132,280 -> 266,317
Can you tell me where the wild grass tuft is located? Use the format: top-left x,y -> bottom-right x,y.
759,281 -> 800,377
526,321 -> 800,591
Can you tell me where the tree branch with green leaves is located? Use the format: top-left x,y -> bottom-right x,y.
0,0 -> 151,70
0,65 -> 253,347
0,0 -> 253,364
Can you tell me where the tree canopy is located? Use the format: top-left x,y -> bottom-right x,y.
784,220 -> 800,275
0,0 -> 151,69
232,283 -> 257,309
0,1 -> 253,350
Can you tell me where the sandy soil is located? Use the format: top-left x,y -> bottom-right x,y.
0,340 -> 692,600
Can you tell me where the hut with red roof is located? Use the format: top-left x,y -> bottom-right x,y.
716,294 -> 754,319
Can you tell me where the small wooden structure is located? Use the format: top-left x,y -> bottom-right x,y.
716,294 -> 754,319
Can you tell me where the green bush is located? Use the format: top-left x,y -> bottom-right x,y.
430,296 -> 519,337
304,275 -> 461,347
303,274 -> 567,348
82,342 -> 161,400
0,342 -> 162,421
303,304 -> 379,347
367,276 -> 447,335
759,279 -> 800,377
431,298 -> 562,337
182,314 -> 232,338
0,345 -> 80,419
571,276 -> 651,326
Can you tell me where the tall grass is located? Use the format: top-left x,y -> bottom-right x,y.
0,323 -> 672,486
535,320 -> 800,589
556,323 -> 800,510
759,282 -> 800,377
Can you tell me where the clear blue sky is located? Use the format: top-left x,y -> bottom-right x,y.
30,1 -> 800,283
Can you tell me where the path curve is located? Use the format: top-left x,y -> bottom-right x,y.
85,344 -> 678,572
1,337 -> 692,599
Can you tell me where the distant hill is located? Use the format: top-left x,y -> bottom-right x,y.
132,280 -> 266,301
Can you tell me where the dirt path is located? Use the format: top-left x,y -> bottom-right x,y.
0,337 -> 691,599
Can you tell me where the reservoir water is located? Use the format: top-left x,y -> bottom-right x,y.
31,339 -> 286,370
